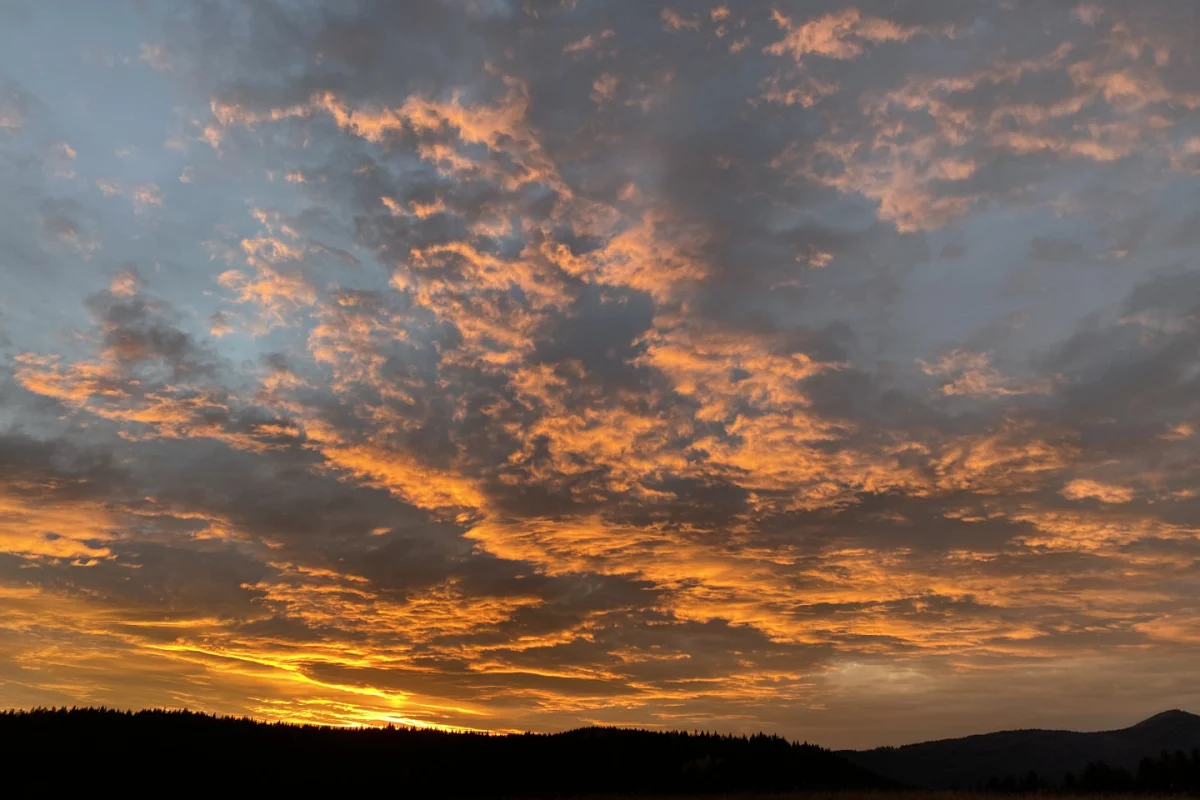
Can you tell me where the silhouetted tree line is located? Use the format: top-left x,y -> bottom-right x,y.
978,749 -> 1200,795
0,707 -> 897,795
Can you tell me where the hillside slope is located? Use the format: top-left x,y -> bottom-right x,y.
843,710 -> 1200,789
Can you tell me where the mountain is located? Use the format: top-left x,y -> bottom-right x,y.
842,709 -> 1200,789
0,707 -> 896,795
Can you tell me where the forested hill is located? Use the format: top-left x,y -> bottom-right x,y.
842,709 -> 1200,790
0,707 -> 895,795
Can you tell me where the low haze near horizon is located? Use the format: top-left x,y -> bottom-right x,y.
1,0 -> 1199,750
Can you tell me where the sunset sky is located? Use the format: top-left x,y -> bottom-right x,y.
2,0 -> 1200,749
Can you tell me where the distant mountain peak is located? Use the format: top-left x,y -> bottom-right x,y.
1131,709 -> 1200,728
844,709 -> 1200,790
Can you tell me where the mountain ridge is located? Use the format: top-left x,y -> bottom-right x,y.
842,709 -> 1200,789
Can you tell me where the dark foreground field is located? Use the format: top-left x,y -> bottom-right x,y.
587,796 -> 1189,800
585,796 -> 1182,800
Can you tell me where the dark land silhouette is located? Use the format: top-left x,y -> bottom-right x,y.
0,707 -> 893,796
843,709 -> 1200,792
4,707 -> 1200,795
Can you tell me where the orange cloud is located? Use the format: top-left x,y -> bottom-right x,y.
1061,479 -> 1136,504
765,8 -> 924,63
918,350 -> 1054,397
0,490 -> 117,564
303,421 -> 485,514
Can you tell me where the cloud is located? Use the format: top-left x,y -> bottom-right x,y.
138,43 -> 173,72
0,432 -> 127,564
765,8 -> 926,64
660,9 -> 700,33
109,268 -> 143,297
37,198 -> 100,258
44,141 -> 76,179
918,350 -> 1054,397
131,184 -> 163,214
1061,478 -> 1135,504
0,80 -> 41,132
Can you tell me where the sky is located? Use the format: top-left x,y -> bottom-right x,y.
1,0 -> 1199,750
